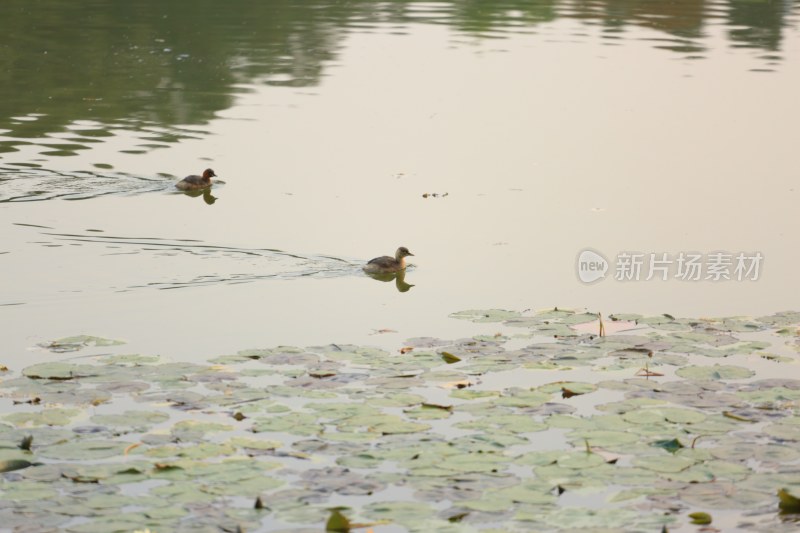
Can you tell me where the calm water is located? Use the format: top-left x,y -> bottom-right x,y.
1,0 -> 799,362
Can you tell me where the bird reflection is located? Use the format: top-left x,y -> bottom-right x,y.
180,187 -> 218,205
366,269 -> 414,292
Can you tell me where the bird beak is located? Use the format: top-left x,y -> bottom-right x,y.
408,252 -> 415,256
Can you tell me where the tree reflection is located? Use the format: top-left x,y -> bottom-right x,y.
0,0 -> 793,150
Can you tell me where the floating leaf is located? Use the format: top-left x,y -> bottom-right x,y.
623,407 -> 706,425
326,508 -> 351,532
675,364 -> 755,381
538,381 -> 597,396
652,438 -> 684,454
764,422 -> 800,441
38,440 -> 127,460
449,389 -> 499,400
568,430 -> 639,447
778,488 -> 800,513
633,454 -> 696,473
373,420 -> 430,435
689,511 -> 712,524
0,459 -> 35,472
440,351 -> 461,364
40,335 -> 124,353
22,362 -> 97,380
556,451 -> 605,469
449,309 -> 521,323
4,408 -> 82,427
91,410 -> 169,429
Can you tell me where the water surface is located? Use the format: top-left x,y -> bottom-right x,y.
1,0 -> 799,362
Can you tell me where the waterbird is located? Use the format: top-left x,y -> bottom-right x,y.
176,168 -> 217,191
363,247 -> 414,274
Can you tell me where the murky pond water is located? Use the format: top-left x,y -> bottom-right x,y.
1,1 -> 799,531
2,0 -> 799,360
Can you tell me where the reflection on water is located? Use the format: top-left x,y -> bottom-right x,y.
179,187 -> 218,205
366,269 -> 416,292
0,0 -> 796,160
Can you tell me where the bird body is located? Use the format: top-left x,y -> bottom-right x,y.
176,168 -> 216,191
363,247 -> 414,274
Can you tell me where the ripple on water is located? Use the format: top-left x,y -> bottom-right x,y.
0,166 -> 175,202
12,223 -> 362,292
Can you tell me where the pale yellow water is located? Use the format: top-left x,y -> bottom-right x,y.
1,0 -> 798,362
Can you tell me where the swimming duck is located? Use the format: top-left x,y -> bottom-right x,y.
363,247 -> 414,274
176,168 -> 216,191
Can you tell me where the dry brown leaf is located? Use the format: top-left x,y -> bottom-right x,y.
635,368 -> 664,377
123,442 -> 141,456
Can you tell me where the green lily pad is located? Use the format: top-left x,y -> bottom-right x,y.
251,413 -> 322,435
567,430 -> 639,447
556,451 -> 606,469
449,309 -> 521,323
40,335 -> 125,353
623,407 -> 706,425
4,408 -> 82,427
455,414 -> 547,433
364,501 -> 437,524
537,381 -> 597,395
373,420 -> 431,435
91,410 -> 169,429
632,453 -> 696,473
458,496 -> 514,512
22,362 -> 98,380
450,389 -> 500,400
675,364 -> 755,380
491,481 -> 556,505
764,422 -> 800,441
38,440 -> 127,460
541,507 -> 643,529
493,388 -> 551,408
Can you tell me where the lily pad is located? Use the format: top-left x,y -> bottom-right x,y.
91,410 -> 169,430
632,453 -> 697,473
38,440 -> 128,460
689,511 -> 712,525
22,362 -> 98,380
0,459 -> 36,472
449,309 -> 521,323
675,364 -> 755,380
40,335 -> 125,353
